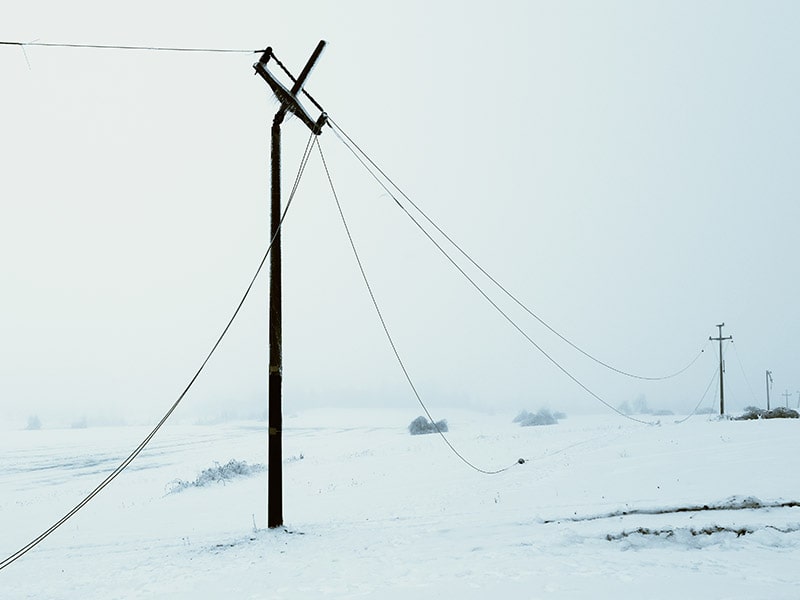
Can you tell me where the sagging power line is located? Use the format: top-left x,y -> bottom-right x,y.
317,136 -> 523,474
320,125 -> 660,426
3,36 -> 750,572
0,127 -> 317,573
0,39 -> 264,54
325,117 -> 708,383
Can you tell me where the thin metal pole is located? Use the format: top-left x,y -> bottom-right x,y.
268,111 -> 285,529
766,370 -> 772,410
719,326 -> 724,415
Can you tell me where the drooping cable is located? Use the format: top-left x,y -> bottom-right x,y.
0,129 -> 317,571
322,124 -> 655,425
326,117 -> 707,382
674,364 -> 721,424
315,138 -> 522,475
730,341 -> 759,406
0,40 -> 263,53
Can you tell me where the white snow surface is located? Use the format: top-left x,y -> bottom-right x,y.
1,410 -> 799,599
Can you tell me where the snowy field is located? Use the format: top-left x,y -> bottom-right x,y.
2,409 -> 799,599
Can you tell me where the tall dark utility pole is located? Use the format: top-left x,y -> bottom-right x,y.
254,41 -> 328,529
709,323 -> 733,415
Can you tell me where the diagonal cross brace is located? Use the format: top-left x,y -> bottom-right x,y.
254,41 -> 327,134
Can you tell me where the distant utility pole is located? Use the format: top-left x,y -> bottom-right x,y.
782,390 -> 792,408
796,391 -> 800,409
709,323 -> 733,415
765,370 -> 773,410
254,41 -> 328,529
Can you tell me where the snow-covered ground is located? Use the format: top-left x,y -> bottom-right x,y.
2,409 -> 798,599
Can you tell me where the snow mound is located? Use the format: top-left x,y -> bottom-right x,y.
719,495 -> 764,510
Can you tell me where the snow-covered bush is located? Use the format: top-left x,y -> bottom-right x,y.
553,411 -> 567,420
768,407 -> 799,419
735,406 -> 799,420
408,416 -> 448,435
513,410 -> 533,423
25,415 -> 41,430
166,459 -> 266,494
737,406 -> 763,420
515,408 -> 558,427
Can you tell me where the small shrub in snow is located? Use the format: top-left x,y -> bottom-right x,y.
516,408 -> 558,427
25,415 -> 41,430
767,407 -> 799,419
735,406 -> 799,420
737,407 -> 762,420
166,459 -> 266,494
513,410 -> 533,423
553,411 -> 567,420
408,416 -> 448,435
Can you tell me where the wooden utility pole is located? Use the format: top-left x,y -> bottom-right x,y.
782,390 -> 792,408
765,370 -> 773,410
254,41 -> 328,529
709,323 -> 733,415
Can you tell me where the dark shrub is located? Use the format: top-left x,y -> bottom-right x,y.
735,406 -> 799,420
408,416 -> 448,435
517,408 -> 558,427
513,410 -> 533,423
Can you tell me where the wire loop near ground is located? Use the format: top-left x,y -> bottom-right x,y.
315,137 -> 521,475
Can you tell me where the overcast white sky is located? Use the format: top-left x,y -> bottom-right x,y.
1,1 -> 798,426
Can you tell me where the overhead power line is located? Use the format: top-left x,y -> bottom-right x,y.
322,122 -> 667,424
0,130 -> 317,572
0,40 -> 263,54
730,341 -> 759,405
674,362 -> 721,424
317,135 -> 655,428
316,137 -> 523,474
325,117 -> 707,383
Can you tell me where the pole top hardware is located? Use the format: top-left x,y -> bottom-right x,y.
254,40 -> 327,135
